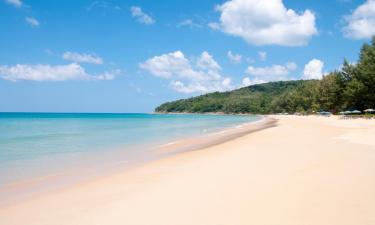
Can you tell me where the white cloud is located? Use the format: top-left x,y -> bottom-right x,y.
169,80 -> 206,93
246,63 -> 296,77
211,0 -> 317,46
178,19 -> 193,27
62,51 -> 103,65
5,0 -> 22,7
258,51 -> 267,61
86,1 -> 121,11
227,51 -> 242,63
241,77 -> 267,86
0,63 -> 117,82
222,77 -> 231,87
140,51 -> 232,93
245,58 -> 255,63
242,77 -> 252,86
130,6 -> 155,25
343,0 -> 375,39
245,62 -> 297,84
25,17 -> 39,27
207,22 -> 220,30
178,19 -> 202,29
139,51 -> 193,79
285,62 -> 297,70
302,59 -> 324,80
196,51 -> 221,72
94,70 -> 119,80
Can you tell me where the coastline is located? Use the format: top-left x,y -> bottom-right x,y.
1,115 -> 375,225
153,115 -> 276,155
0,115 -> 268,207
152,111 -> 259,116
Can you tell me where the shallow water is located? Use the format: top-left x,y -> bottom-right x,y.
0,113 -> 260,187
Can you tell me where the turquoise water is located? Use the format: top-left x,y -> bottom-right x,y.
0,113 -> 260,186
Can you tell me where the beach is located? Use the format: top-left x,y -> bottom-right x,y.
1,115 -> 375,225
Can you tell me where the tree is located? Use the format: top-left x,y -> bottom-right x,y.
355,37 -> 375,109
318,72 -> 341,112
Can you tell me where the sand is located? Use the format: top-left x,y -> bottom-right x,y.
0,115 -> 374,225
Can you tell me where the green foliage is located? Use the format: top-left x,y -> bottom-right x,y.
156,80 -> 319,114
155,37 -> 375,114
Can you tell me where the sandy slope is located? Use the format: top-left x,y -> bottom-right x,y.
0,116 -> 374,225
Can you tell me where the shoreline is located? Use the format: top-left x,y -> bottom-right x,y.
153,116 -> 276,155
0,115 -> 270,207
1,115 -> 374,225
152,111 -> 260,116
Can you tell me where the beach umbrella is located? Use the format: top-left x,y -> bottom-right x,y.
351,110 -> 361,114
344,111 -> 352,115
364,109 -> 375,113
318,111 -> 331,116
339,111 -> 345,115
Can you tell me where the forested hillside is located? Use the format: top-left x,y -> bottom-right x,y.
155,37 -> 375,114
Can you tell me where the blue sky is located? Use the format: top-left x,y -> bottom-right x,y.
0,0 -> 374,112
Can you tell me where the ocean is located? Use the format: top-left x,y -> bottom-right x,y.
0,113 -> 260,189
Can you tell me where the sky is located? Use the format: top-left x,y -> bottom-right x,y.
0,0 -> 374,113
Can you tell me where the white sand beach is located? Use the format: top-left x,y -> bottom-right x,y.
1,115 -> 375,225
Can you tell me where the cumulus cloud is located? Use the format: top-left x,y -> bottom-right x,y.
5,0 -> 22,7
211,0 -> 317,46
139,51 -> 192,79
227,51 -> 242,63
25,17 -> 39,27
0,63 -> 117,82
62,51 -> 103,64
140,51 -> 232,93
130,6 -> 155,25
302,59 -> 324,80
258,51 -> 267,61
343,0 -> 375,39
243,62 -> 297,85
196,51 -> 221,72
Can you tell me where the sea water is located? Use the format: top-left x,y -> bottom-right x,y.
0,113 -> 260,188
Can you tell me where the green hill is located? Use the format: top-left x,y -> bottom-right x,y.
155,80 -> 318,114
